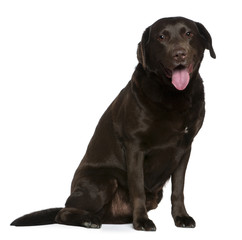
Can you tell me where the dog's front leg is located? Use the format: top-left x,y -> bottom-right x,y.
171,147 -> 196,228
126,149 -> 156,231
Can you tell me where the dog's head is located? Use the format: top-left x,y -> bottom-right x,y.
137,17 -> 216,90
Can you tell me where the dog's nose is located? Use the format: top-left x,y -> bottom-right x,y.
173,48 -> 187,63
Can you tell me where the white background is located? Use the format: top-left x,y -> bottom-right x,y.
1,0 -> 242,239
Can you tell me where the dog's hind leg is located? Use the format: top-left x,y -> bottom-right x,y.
55,175 -> 118,228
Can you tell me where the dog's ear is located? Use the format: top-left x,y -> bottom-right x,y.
195,22 -> 216,59
137,27 -> 151,68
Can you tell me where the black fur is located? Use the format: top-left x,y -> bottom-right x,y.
11,17 -> 215,231
11,208 -> 62,226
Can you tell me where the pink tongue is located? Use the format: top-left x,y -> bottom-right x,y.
172,68 -> 190,90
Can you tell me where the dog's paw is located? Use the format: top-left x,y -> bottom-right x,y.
174,216 -> 196,228
55,209 -> 101,229
80,218 -> 101,229
133,218 -> 156,231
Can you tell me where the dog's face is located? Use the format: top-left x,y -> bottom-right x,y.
137,17 -> 216,90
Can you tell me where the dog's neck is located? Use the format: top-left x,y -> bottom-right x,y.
132,63 -> 204,111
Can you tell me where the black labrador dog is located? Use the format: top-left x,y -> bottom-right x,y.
11,17 -> 215,231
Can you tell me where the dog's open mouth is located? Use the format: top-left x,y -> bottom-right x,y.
164,64 -> 193,91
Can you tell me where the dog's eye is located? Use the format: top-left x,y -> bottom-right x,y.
185,32 -> 193,38
159,35 -> 165,40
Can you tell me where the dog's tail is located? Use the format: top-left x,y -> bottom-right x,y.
10,208 -> 63,226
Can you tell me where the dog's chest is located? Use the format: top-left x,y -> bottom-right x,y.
142,111 -> 197,191
137,108 -> 196,151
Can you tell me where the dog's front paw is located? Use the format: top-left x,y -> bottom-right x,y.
133,218 -> 156,231
174,216 -> 196,228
